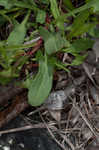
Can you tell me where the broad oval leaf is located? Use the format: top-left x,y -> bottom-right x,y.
45,33 -> 66,55
39,27 -> 66,55
28,59 -> 53,106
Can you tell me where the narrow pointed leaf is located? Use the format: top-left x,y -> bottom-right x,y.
49,0 -> 60,20
7,12 -> 30,45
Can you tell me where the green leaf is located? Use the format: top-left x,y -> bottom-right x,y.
7,11 -> 30,45
0,76 -> 13,85
92,0 -> 99,12
48,57 -> 69,72
14,1 -> 38,11
22,77 -> 33,89
71,54 -> 87,66
71,38 -> 94,52
0,16 -> 7,27
0,68 -> 18,84
88,26 -> 99,38
63,0 -> 74,10
39,27 -> 51,41
39,27 -> 67,55
63,38 -> 94,56
55,61 -> 69,72
71,23 -> 95,37
49,0 -> 65,30
0,68 -> 18,78
41,0 -> 49,4
49,0 -> 60,20
45,33 -> 66,55
28,57 -> 53,106
59,0 -> 96,20
68,10 -> 90,38
0,0 -> 15,9
36,10 -> 46,24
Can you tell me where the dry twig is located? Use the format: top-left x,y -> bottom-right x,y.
39,112 -> 68,150
73,103 -> 98,138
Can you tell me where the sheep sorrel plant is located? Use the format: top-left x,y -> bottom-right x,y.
0,0 -> 99,106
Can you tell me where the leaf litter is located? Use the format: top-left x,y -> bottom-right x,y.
0,0 -> 99,150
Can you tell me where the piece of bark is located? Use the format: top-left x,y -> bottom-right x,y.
0,93 -> 29,128
0,85 -> 24,106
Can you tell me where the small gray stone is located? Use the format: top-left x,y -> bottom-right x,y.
45,90 -> 66,110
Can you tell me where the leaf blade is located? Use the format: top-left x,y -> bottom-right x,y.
7,11 -> 30,45
39,27 -> 67,55
49,0 -> 60,20
28,58 -> 53,106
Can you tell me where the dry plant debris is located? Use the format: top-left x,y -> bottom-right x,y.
0,0 -> 99,150
0,49 -> 99,150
